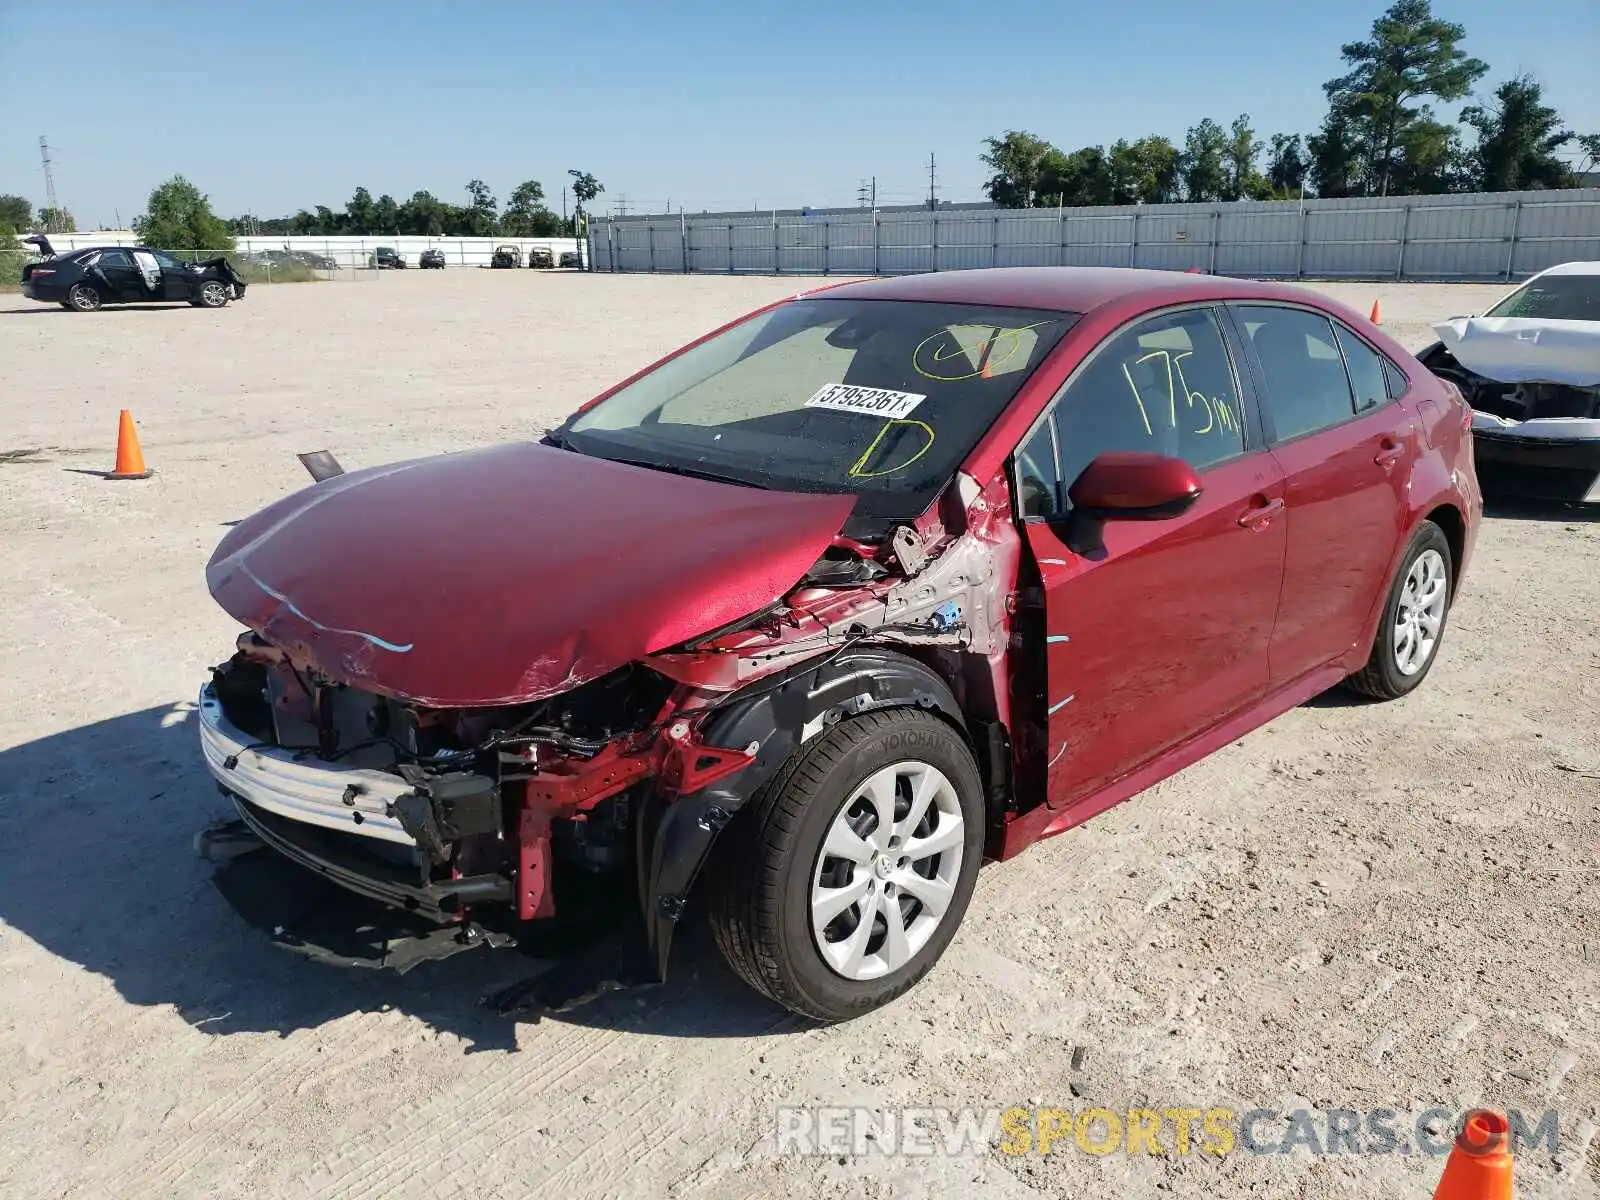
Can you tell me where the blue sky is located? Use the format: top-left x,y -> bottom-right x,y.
1,0 -> 1594,228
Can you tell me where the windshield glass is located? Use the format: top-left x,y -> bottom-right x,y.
560,298 -> 1076,525
1485,273 -> 1600,321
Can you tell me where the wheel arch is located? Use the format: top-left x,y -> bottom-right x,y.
1423,501 -> 1468,593
637,646 -> 1001,980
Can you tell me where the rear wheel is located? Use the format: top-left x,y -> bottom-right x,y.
708,708 -> 984,1021
1345,521 -> 1453,700
67,283 -> 102,312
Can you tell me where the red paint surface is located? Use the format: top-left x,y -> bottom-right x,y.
208,442 -> 855,706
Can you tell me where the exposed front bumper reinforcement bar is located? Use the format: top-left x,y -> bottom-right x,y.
228,792 -> 512,923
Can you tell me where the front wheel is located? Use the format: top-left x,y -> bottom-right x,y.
194,280 -> 230,308
1344,521 -> 1454,700
708,707 -> 984,1021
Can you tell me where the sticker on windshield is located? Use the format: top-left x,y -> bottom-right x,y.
804,383 -> 926,419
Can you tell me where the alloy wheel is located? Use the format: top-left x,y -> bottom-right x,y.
1394,548 -> 1448,676
809,761 -> 965,981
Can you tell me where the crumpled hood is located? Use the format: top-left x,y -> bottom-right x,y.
207,442 -> 855,706
1433,317 -> 1600,388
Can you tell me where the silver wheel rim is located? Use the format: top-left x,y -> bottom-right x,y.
202,282 -> 226,305
1394,548 -> 1447,676
809,760 -> 964,981
70,284 -> 98,310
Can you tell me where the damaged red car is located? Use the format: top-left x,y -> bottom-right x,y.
199,267 -> 1480,1021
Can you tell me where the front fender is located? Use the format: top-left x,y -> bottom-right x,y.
636,649 -> 966,979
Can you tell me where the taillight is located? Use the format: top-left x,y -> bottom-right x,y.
30,267 -> 54,275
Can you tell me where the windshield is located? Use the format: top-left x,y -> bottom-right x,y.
1485,273 -> 1600,321
559,298 -> 1076,527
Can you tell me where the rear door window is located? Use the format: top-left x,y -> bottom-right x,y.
1333,325 -> 1388,414
1235,305 -> 1356,442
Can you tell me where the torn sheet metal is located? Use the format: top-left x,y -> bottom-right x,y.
1432,318 -> 1600,388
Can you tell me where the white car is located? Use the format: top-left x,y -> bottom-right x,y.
1419,261 -> 1600,503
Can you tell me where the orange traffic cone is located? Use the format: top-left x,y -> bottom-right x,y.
1432,1109 -> 1514,1199
1370,298 -> 1382,325
107,409 -> 152,480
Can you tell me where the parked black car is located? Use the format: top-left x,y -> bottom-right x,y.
419,248 -> 447,269
291,250 -> 339,270
559,250 -> 582,269
526,246 -> 554,269
370,246 -> 407,269
20,237 -> 246,311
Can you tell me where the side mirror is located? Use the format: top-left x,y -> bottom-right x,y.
1054,452 -> 1202,557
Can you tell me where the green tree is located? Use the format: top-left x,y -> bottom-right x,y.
0,195 -> 31,232
463,180 -> 497,236
1265,134 -> 1308,196
1576,134 -> 1600,176
38,207 -> 76,232
1037,145 -> 1112,207
1109,137 -> 1180,204
1225,115 -> 1266,200
567,169 -> 604,228
1390,118 -> 1470,193
133,177 -> 235,252
398,191 -> 447,236
1462,75 -> 1575,191
1308,108 -> 1364,197
1180,119 -> 1229,202
980,131 -> 1058,207
502,179 -> 564,235
344,186 -> 375,234
372,193 -> 399,233
1323,0 -> 1487,196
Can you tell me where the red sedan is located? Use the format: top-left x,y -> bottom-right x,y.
199,267 -> 1480,1020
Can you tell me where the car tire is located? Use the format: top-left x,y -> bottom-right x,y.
707,707 -> 984,1022
194,280 -> 230,308
67,283 -> 103,312
1344,520 -> 1454,700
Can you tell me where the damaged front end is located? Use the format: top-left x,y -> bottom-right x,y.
1421,279 -> 1600,503
198,460 -> 1027,1007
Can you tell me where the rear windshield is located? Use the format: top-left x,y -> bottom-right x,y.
1485,273 -> 1600,321
559,298 -> 1076,526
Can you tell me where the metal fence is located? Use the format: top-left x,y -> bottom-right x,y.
587,189 -> 1600,282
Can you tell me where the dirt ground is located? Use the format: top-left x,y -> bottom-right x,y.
1,271 -> 1596,1200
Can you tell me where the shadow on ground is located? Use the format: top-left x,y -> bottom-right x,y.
1483,496 -> 1600,523
0,704 -> 795,1053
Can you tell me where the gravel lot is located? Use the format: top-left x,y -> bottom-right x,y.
1,271 -> 1596,1199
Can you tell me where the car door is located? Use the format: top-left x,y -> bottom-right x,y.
90,249 -> 145,301
1230,304 -> 1419,685
149,250 -> 193,300
1016,305 -> 1287,811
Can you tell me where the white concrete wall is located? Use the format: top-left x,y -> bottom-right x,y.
33,232 -> 587,269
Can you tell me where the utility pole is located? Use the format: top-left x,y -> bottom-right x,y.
39,136 -> 61,231
927,153 -> 937,211
562,186 -> 568,224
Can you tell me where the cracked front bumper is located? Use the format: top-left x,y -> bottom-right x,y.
1471,416 -> 1600,503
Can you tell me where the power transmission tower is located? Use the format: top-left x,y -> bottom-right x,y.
927,153 -> 938,210
612,194 -> 630,217
39,136 -> 62,230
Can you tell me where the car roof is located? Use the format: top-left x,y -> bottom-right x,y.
816,266 -> 1346,316
1526,260 -> 1600,279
